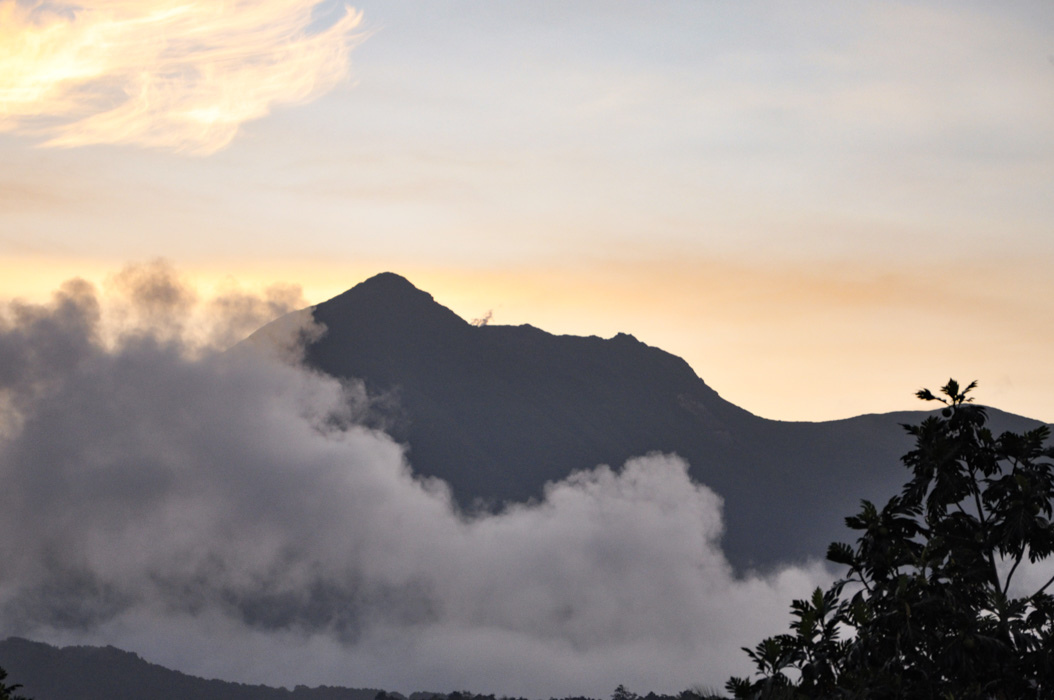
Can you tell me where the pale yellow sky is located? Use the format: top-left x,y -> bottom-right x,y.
2,0 -> 1052,422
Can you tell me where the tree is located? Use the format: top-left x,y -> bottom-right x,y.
0,667 -> 29,700
728,380 -> 1054,699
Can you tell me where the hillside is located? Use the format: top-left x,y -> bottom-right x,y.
0,638 -> 383,700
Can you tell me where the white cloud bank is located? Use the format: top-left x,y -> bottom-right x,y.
0,0 -> 362,153
0,267 -> 832,697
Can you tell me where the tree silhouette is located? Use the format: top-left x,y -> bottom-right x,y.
728,380 -> 1054,699
0,667 -> 29,700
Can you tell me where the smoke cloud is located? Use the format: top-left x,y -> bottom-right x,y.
0,0 -> 362,154
0,267 -> 833,697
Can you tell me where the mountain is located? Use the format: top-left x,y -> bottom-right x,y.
0,637 -> 715,700
0,638 -> 383,700
248,272 -> 1046,569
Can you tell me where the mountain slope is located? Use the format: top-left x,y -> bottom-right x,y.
250,272 -> 1045,568
0,638 -> 382,700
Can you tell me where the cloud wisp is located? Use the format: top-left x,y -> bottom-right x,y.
0,0 -> 362,154
0,267 -> 833,697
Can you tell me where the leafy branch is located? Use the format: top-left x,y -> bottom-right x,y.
728,380 -> 1054,699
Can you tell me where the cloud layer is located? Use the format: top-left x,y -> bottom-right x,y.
0,268 -> 832,697
0,0 -> 361,153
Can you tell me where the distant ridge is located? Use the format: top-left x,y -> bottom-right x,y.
248,273 -> 1048,568
0,638 -> 707,700
0,637 -> 384,700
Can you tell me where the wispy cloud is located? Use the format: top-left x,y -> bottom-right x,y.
0,0 -> 362,154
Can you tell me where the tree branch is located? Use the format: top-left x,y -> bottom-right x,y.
1033,570 -> 1054,599
1002,551 -> 1024,598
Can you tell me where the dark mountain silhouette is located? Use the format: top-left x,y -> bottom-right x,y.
0,638 -> 710,700
245,272 -> 1046,569
0,637 -> 384,700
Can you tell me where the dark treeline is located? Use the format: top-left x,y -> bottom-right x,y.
392,686 -> 722,700
0,639 -> 724,700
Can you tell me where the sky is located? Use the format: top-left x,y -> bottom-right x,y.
2,1 -> 1054,695
2,0 -> 1054,421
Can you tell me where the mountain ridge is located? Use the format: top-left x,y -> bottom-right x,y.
0,637 -> 385,700
247,272 -> 1047,568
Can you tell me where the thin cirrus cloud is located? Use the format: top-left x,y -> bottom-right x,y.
0,0 -> 362,154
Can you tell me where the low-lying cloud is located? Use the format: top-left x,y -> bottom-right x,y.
0,266 -> 833,697
0,0 -> 362,154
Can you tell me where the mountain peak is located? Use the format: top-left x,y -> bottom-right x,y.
357,272 -> 423,294
316,272 -> 455,323
305,273 -> 470,391
328,272 -> 434,305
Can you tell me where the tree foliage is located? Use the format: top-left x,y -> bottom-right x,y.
728,380 -> 1054,699
0,667 -> 28,700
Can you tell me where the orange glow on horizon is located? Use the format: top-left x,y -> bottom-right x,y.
2,255 -> 1050,425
